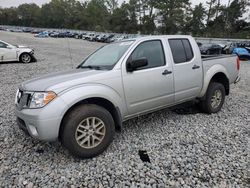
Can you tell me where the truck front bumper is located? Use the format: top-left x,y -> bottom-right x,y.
15,98 -> 66,141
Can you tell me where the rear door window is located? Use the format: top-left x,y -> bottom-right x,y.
182,39 -> 194,61
169,39 -> 194,64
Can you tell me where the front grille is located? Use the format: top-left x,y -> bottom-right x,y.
16,90 -> 32,110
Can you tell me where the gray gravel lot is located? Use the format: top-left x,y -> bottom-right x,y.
0,31 -> 249,187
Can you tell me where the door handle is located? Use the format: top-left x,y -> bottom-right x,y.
192,65 -> 200,70
162,69 -> 172,75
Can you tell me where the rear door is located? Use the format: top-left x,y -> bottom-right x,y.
168,38 -> 203,102
122,39 -> 175,115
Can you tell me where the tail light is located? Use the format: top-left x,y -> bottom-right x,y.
236,57 -> 240,71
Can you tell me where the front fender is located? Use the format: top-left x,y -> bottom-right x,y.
58,84 -> 127,118
199,64 -> 229,97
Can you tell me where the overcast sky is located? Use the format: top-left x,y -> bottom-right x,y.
0,0 -> 230,8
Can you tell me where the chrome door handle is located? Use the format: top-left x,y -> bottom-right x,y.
192,65 -> 200,69
162,69 -> 172,75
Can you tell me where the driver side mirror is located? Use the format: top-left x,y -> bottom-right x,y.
127,57 -> 148,72
6,46 -> 12,49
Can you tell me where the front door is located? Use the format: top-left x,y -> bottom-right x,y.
122,40 -> 175,115
0,42 -> 17,61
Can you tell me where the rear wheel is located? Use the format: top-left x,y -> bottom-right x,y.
199,82 -> 225,114
61,104 -> 115,158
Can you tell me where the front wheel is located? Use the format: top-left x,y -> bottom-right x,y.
61,104 -> 115,158
20,53 -> 32,63
199,82 -> 225,114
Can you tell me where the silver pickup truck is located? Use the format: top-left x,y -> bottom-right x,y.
15,35 -> 240,158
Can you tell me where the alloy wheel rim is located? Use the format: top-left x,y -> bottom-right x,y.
211,89 -> 222,109
22,54 -> 31,63
75,117 -> 106,149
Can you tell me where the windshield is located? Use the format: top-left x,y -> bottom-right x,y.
78,41 -> 134,70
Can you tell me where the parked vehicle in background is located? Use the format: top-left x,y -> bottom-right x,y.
200,43 -> 222,55
114,35 -> 127,42
34,31 -> 49,38
102,34 -> 115,43
64,32 -> 78,38
95,34 -> 105,42
22,28 -> 32,33
0,40 -> 36,63
10,28 -> 23,32
75,33 -> 86,39
58,32 -> 68,38
96,34 -> 106,42
106,35 -> 118,43
49,32 -> 60,38
87,34 -> 99,41
31,29 -> 43,34
90,34 -> 100,42
84,33 -> 95,40
197,42 -> 202,47
245,46 -> 250,53
233,48 -> 250,60
15,35 -> 240,158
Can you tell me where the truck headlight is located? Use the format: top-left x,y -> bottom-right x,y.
29,91 -> 57,108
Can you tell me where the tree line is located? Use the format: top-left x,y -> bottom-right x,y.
0,0 -> 249,38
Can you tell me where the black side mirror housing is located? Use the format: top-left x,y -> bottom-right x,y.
127,57 -> 148,72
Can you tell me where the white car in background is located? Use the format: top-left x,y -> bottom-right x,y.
0,40 -> 36,63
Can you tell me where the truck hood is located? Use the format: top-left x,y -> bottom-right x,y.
20,69 -> 109,92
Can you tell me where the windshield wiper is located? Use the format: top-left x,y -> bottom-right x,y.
78,65 -> 102,70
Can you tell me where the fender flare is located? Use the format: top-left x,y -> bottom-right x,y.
199,64 -> 229,98
57,84 -> 127,135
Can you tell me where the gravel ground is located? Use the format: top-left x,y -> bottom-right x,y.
0,31 -> 249,187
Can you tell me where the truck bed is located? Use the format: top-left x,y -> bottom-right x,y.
201,54 -> 238,85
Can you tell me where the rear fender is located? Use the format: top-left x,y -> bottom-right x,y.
199,64 -> 229,98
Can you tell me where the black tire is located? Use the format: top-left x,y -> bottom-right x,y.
199,82 -> 225,114
61,104 -> 115,158
20,53 -> 32,63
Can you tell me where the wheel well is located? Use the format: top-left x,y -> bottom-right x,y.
210,72 -> 229,95
59,97 -> 122,139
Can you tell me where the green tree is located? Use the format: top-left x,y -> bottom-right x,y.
85,0 -> 110,31
109,3 -> 131,33
154,0 -> 192,34
189,3 -> 206,36
225,0 -> 249,36
17,3 -> 41,27
205,0 -> 217,25
0,8 -> 19,26
105,0 -> 118,14
40,0 -> 66,28
138,0 -> 156,34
